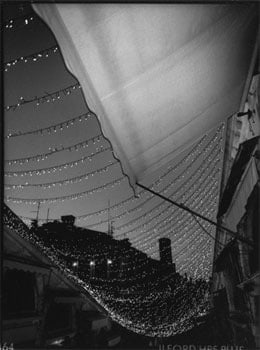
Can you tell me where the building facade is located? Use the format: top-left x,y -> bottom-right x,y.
212,66 -> 259,347
2,204 -> 121,348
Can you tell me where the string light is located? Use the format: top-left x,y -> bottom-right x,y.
5,148 -> 112,178
134,195 -> 218,265
3,12 -> 36,30
82,126 -> 223,226
5,134 -> 103,165
115,148 -> 221,234
61,159 -> 218,276
85,124 -> 224,228
109,146 -> 221,241
4,45 -> 59,72
4,202 -> 210,337
18,158 -> 219,278
131,176 -> 219,250
87,137 -> 221,230
15,183 -> 215,278
17,123 -> 224,224
5,176 -> 125,204
4,83 -> 81,112
5,111 -> 93,139
5,161 -> 118,190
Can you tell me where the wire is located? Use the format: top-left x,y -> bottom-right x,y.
191,213 -> 225,247
5,111 -> 93,139
5,83 -> 81,111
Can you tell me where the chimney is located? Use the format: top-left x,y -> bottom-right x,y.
159,237 -> 173,265
61,215 -> 76,226
159,238 -> 176,274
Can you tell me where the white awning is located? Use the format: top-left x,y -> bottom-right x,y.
33,4 -> 257,189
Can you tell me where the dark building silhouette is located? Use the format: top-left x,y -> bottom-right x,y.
159,237 -> 176,273
32,216 -> 168,282
159,238 -> 176,274
61,215 -> 76,226
3,205 -> 121,348
159,237 -> 172,265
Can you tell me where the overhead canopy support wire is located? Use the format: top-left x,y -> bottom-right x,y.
136,182 -> 253,247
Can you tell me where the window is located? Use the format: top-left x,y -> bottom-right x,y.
3,269 -> 36,319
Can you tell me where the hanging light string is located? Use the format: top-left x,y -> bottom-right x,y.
5,176 -> 125,204
122,167 -> 219,245
4,45 -> 59,72
172,224 -> 214,263
130,181 -> 219,255
3,12 -> 36,30
4,202 -> 209,284
19,161 -> 218,272
143,203 -> 217,257
83,124 -> 223,226
174,232 -> 213,266
86,135 -> 220,230
138,203 -> 217,262
45,223 -> 204,282
131,174 -> 219,250
3,138 -> 212,334
58,208 -> 214,279
15,204 -> 210,281
191,213 -> 223,245
178,237 -> 213,279
5,147 -> 111,178
114,145 -> 221,233
5,161 -> 118,190
44,179 -> 216,267
39,226 -> 209,304
128,187 -> 218,273
5,134 -> 103,165
5,111 -> 93,139
138,196 -> 218,265
177,235 -> 213,270
82,125 -> 223,226
111,148 -> 221,239
173,228 -> 213,271
112,168 -> 219,257
144,194 -> 218,257
19,133 -> 216,223
5,209 -> 211,324
18,123 -> 224,223
5,82 -> 81,112
3,205 -> 210,336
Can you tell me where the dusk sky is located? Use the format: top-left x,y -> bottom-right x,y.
3,2 -> 226,279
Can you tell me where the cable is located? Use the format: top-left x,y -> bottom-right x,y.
5,83 -> 81,111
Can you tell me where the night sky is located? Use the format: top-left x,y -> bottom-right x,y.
3,2 -> 225,279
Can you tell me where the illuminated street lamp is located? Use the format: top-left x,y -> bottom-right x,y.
107,259 -> 112,278
90,260 -> 95,277
72,261 -> 79,268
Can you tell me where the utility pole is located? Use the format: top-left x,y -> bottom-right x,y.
36,201 -> 41,221
31,201 -> 41,222
108,200 -> 111,236
46,208 -> 50,222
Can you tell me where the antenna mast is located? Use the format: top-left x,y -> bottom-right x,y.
108,200 -> 111,235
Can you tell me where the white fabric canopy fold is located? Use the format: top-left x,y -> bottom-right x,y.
33,4 -> 258,189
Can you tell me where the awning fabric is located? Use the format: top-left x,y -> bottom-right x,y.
33,4 -> 258,189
